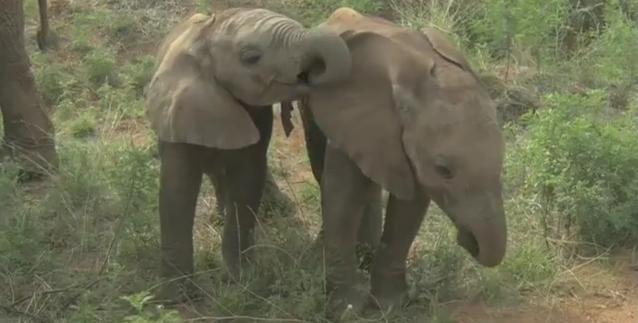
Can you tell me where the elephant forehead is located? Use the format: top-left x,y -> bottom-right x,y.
216,9 -> 301,43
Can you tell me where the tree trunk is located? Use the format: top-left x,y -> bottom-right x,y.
0,0 -> 58,175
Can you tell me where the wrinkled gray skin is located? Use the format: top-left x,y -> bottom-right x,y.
146,8 -> 353,301
298,8 -> 507,318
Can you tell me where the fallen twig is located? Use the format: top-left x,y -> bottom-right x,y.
0,302 -> 50,323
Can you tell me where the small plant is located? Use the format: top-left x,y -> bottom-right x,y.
108,142 -> 159,257
96,83 -> 146,119
83,50 -> 118,86
110,14 -> 140,42
121,291 -> 182,323
32,55 -> 70,105
122,56 -> 156,95
499,241 -> 559,291
391,0 -> 472,33
70,11 -> 110,53
195,0 -> 212,14
71,31 -> 94,54
68,112 -> 97,138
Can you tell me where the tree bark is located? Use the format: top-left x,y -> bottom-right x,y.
0,0 -> 58,175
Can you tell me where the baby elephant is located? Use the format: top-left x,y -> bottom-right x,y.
300,8 -> 508,317
145,8 -> 351,301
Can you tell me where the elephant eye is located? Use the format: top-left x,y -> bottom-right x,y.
434,163 -> 455,180
240,48 -> 263,66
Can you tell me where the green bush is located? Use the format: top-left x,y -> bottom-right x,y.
122,56 -> 156,95
32,56 -> 71,105
470,0 -> 571,60
109,14 -> 140,42
391,0 -> 474,34
68,112 -> 97,138
509,90 -> 638,248
83,50 -> 118,86
584,3 -> 638,87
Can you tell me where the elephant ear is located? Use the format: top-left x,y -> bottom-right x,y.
146,14 -> 260,149
421,27 -> 471,72
308,31 -> 417,200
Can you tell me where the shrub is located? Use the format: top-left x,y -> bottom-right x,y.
122,56 -> 156,95
68,112 -> 97,138
83,50 -> 118,86
109,14 -> 140,42
32,56 -> 71,105
583,2 -> 638,87
96,83 -> 146,119
470,0 -> 571,60
391,0 -> 475,35
508,90 -> 638,249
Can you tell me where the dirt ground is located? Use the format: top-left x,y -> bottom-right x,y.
448,253 -> 638,323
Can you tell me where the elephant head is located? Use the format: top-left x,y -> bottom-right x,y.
146,8 -> 351,149
308,11 -> 506,267
393,28 -> 506,267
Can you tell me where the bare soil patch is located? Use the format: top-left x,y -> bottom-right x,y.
451,252 -> 638,323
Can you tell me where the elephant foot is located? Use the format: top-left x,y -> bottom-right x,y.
325,271 -> 371,321
367,290 -> 409,313
326,285 -> 368,321
369,271 -> 409,312
312,231 -> 376,272
223,247 -> 255,282
36,30 -> 60,51
1,149 -> 53,184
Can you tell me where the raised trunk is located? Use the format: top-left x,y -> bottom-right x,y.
299,27 -> 352,85
0,0 -> 58,174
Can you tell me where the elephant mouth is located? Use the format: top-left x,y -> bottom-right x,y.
296,70 -> 311,84
260,74 -> 310,100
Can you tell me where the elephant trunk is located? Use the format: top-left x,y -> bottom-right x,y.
298,28 -> 352,85
454,193 -> 507,267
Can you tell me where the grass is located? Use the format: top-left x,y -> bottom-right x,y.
1,0 -> 637,322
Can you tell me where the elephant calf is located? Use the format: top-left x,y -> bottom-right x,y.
145,8 -> 351,301
299,8 -> 508,316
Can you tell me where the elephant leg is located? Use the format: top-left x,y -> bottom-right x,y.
157,141 -> 203,301
220,106 -> 272,278
212,166 -> 288,222
300,102 -> 382,268
220,150 -> 266,279
0,0 -> 58,178
321,144 -> 377,314
299,99 -> 326,184
370,191 -> 430,310
356,190 -> 383,270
